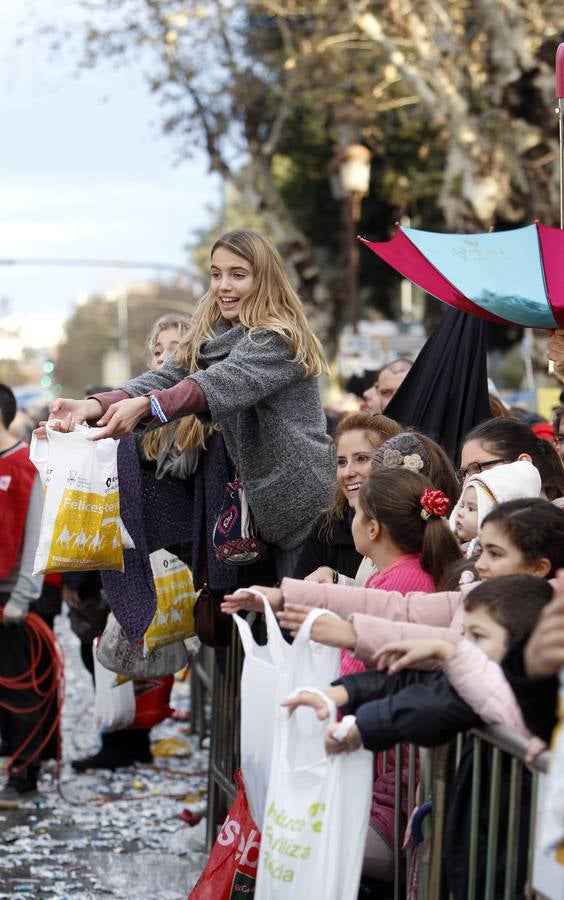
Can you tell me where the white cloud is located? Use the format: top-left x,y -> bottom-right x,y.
0,220 -> 98,250
0,311 -> 65,357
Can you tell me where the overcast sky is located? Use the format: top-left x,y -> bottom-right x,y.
0,0 -> 219,319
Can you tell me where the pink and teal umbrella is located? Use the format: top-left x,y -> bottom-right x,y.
360,222 -> 564,329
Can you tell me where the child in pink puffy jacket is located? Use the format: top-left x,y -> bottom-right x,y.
371,573 -> 552,736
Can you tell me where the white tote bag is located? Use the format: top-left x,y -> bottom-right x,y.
233,592 -> 290,827
93,640 -> 136,733
30,424 -> 133,575
233,593 -> 342,827
280,607 -> 341,714
254,689 -> 373,900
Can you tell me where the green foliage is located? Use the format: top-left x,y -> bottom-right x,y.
37,0 -> 564,346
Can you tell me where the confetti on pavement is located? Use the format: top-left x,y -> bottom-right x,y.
0,614 -> 209,899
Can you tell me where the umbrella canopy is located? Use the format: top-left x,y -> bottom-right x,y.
361,223 -> 564,328
384,307 -> 491,461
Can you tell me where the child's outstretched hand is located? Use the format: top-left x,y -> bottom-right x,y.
374,638 -> 455,674
325,721 -> 362,755
277,603 -> 356,648
281,685 -> 349,719
525,736 -> 547,768
33,397 -> 103,439
93,396 -> 150,440
220,586 -> 283,615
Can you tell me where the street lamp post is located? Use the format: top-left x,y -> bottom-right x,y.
338,144 -> 371,332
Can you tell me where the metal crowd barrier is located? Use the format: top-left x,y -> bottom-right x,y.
202,631 -> 555,897
205,624 -> 243,851
190,645 -> 214,742
403,727 -> 550,900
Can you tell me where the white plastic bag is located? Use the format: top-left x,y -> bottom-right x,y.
93,640 -> 136,732
30,424 -> 133,575
254,689 -> 373,900
279,607 -> 341,728
538,671 -> 564,868
234,592 -> 290,826
233,592 -> 341,828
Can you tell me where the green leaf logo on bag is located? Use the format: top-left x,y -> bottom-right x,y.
308,802 -> 326,834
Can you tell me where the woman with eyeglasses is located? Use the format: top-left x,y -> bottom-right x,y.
457,418 -> 564,501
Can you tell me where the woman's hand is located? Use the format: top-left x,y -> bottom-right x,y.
33,397 -> 103,438
524,569 -> 564,678
305,566 -> 336,584
220,585 -> 283,615
325,721 -> 362,755
374,638 -> 455,674
277,603 -> 356,648
525,736 -> 547,768
92,396 -> 151,440
547,329 -> 564,381
281,685 -> 349,719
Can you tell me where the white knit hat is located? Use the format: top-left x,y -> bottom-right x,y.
449,460 -> 542,538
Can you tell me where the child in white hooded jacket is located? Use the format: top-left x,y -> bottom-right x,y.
449,459 -> 541,556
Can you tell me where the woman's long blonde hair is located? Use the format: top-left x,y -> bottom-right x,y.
147,231 -> 328,453
175,229 -> 329,379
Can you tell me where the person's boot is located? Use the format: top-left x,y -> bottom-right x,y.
71,745 -> 132,772
72,729 -> 152,771
129,728 -> 153,764
0,767 -> 39,808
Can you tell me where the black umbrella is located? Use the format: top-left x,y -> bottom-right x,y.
384,307 -> 491,461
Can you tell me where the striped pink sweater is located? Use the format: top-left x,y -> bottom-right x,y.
340,556 -> 435,677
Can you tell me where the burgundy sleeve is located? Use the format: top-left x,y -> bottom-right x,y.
148,379 -> 209,422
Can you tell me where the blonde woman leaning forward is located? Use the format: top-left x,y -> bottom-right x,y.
42,230 -> 334,577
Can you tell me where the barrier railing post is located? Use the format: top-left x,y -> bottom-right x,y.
483,746 -> 502,899
393,743 -> 403,900
405,744 -> 417,889
204,625 -> 242,851
525,771 -> 540,899
503,756 -> 523,900
415,747 -> 435,900
466,736 -> 482,900
426,744 -> 450,900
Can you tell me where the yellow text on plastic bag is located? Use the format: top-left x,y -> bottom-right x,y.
144,552 -> 197,653
45,488 -> 124,573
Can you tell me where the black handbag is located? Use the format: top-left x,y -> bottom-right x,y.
193,522 -> 233,648
193,582 -> 233,648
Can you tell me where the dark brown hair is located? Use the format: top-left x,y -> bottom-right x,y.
481,498 -> 564,578
463,418 -> 564,501
0,384 -> 16,429
358,468 -> 461,586
323,412 -> 403,529
437,558 -> 479,592
464,574 -> 552,646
